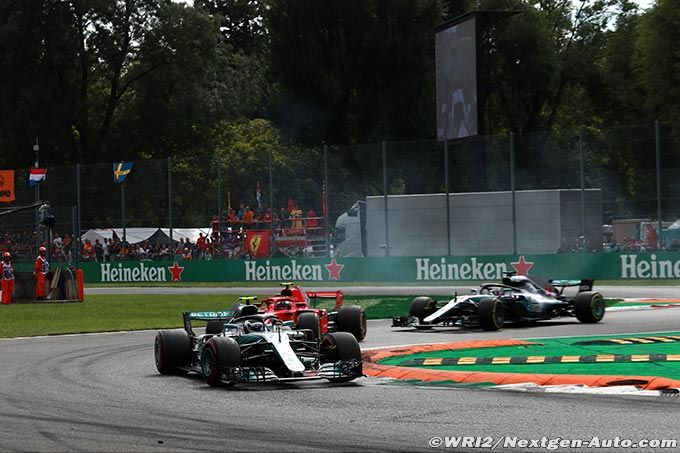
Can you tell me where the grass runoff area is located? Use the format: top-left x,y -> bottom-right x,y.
1,293 -> 670,339
379,332 -> 680,381
0,294 -> 434,338
85,278 -> 680,287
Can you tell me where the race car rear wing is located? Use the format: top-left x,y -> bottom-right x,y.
183,311 -> 235,336
548,279 -> 594,294
306,290 -> 343,310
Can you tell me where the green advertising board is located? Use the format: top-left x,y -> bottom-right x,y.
79,252 -> 680,284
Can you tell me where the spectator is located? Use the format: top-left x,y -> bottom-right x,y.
278,208 -> 289,228
102,238 -> 110,262
83,239 -> 94,261
211,215 -> 220,236
63,234 -> 73,256
609,239 -> 619,252
52,235 -> 63,259
237,203 -> 245,221
94,239 -> 103,262
306,209 -> 318,235
117,242 -> 129,260
291,208 -> 303,234
263,208 -> 272,226
180,247 -> 192,260
197,233 -> 207,259
243,206 -> 255,228
669,239 -> 680,252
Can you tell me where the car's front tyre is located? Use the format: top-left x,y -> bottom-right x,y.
321,332 -> 362,383
478,297 -> 504,331
574,291 -> 605,323
409,296 -> 437,328
201,337 -> 242,387
297,312 -> 321,342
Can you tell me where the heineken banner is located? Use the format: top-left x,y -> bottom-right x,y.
79,252 -> 680,284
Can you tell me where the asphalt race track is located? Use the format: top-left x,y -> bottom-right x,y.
2,296 -> 680,451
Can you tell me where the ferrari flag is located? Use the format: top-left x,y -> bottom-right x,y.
29,168 -> 47,187
0,170 -> 15,202
245,230 -> 271,258
113,162 -> 133,184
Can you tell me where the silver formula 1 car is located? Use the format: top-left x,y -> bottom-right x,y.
392,274 -> 605,331
154,303 -> 363,387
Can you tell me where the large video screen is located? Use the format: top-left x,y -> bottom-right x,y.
436,17 -> 478,140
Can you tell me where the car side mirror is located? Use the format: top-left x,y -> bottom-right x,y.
470,289 -> 478,295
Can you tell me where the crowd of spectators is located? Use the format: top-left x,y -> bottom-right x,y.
1,202 -> 327,262
213,204 -> 321,234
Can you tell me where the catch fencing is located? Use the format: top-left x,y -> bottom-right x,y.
1,121 -> 678,262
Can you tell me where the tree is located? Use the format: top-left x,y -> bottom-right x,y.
266,0 -> 442,145
194,0 -> 267,56
634,0 -> 680,123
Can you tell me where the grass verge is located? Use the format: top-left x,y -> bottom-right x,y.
84,279 -> 680,288
0,294 -> 413,338
0,295 -> 622,339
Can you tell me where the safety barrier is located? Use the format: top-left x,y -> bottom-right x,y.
79,251 -> 680,283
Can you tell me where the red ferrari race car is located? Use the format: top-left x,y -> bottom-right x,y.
247,283 -> 366,342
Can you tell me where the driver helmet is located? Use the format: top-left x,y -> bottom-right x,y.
244,320 -> 264,333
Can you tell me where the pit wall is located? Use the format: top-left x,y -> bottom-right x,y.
76,252 -> 680,283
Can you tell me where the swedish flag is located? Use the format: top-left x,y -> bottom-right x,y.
113,161 -> 133,184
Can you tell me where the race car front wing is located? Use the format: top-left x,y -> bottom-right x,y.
220,360 -> 363,383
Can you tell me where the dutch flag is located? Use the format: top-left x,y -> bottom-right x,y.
29,168 -> 47,187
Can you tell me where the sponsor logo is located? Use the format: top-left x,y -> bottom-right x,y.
324,258 -> 344,281
189,311 -> 233,319
620,254 -> 680,279
245,260 -> 323,281
168,261 -> 184,282
511,255 -> 534,276
249,235 -> 262,255
100,262 -> 167,283
416,257 -> 512,281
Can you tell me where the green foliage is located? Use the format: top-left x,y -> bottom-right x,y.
634,0 -> 680,123
1,0 -> 679,222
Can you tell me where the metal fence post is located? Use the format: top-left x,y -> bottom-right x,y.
382,141 -> 389,257
323,144 -> 330,256
76,164 -> 81,264
121,182 -> 126,245
444,139 -> 451,255
579,129 -> 586,252
168,157 -> 173,251
72,206 -> 78,268
510,132 -> 517,255
217,156 -> 222,254
269,149 -> 275,257
656,120 -> 663,249
34,139 -> 40,250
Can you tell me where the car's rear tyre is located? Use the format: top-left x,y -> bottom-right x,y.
478,297 -> 504,331
201,337 -> 241,387
336,306 -> 367,342
154,330 -> 191,375
574,291 -> 605,323
297,312 -> 320,341
321,332 -> 362,383
409,296 -> 437,328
